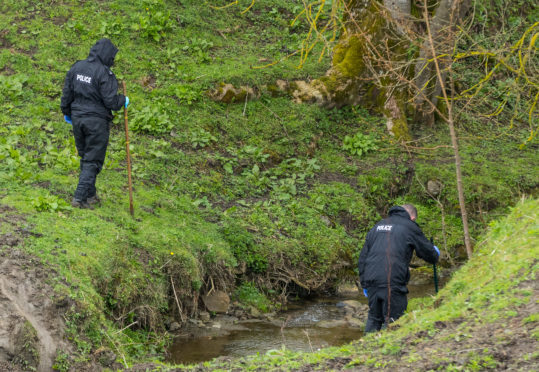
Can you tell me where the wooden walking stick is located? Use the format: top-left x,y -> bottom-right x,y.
122,81 -> 134,216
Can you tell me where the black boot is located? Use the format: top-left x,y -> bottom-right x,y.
87,195 -> 101,205
71,198 -> 93,209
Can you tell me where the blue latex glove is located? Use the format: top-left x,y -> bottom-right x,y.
125,96 -> 130,108
433,245 -> 440,257
363,288 -> 368,298
64,115 -> 72,125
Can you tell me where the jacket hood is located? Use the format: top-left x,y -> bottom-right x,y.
388,206 -> 411,220
88,38 -> 118,67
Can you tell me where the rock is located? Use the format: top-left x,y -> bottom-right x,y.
427,180 -> 443,196
263,312 -> 276,321
249,306 -> 261,318
202,290 -> 230,313
275,79 -> 289,91
199,311 -> 210,322
336,282 -> 359,296
408,267 -> 435,285
337,300 -> 363,312
232,309 -> 244,318
345,316 -> 365,328
169,322 -> 181,331
95,348 -> 117,367
320,215 -> 332,227
209,83 -> 259,103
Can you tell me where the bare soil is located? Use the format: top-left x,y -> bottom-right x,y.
0,205 -> 99,372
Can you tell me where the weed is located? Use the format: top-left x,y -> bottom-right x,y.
342,132 -> 378,157
182,38 -> 214,63
31,194 -> 71,213
233,282 -> 273,313
134,0 -> 173,42
52,350 -> 70,372
190,129 -> 217,149
0,74 -> 27,102
221,222 -> 267,273
131,103 -> 172,135
170,84 -> 202,105
98,18 -> 125,38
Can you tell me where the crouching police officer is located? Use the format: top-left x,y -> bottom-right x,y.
358,204 -> 440,332
60,38 -> 129,208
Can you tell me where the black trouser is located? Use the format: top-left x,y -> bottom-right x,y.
72,115 -> 110,202
364,287 -> 408,333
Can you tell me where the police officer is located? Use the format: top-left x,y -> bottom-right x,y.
60,38 -> 129,208
358,204 -> 440,332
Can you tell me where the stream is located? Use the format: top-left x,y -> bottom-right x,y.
168,283 -> 440,364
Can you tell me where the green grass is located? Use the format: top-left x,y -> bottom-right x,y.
0,0 -> 537,367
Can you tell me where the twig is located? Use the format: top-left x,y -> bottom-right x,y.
104,330 -> 128,368
208,276 -> 215,296
112,321 -> 138,335
217,29 -> 227,40
257,100 -> 290,139
170,276 -> 186,323
242,91 -> 249,116
403,144 -> 453,150
414,174 -> 454,266
423,0 -> 473,258
303,330 -> 314,352
191,290 -> 199,317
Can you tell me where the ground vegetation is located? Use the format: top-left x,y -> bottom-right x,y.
0,0 -> 536,369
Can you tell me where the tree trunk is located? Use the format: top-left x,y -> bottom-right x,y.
290,0 -> 413,140
383,0 -> 411,21
414,0 -> 472,123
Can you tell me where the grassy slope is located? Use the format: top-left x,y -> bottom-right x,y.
0,0 -> 537,367
167,198 -> 538,370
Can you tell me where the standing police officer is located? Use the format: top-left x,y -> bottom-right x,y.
61,38 -> 129,208
358,204 -> 440,332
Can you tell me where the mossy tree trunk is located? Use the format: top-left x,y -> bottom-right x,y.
291,0 -> 470,140
291,0 -> 413,140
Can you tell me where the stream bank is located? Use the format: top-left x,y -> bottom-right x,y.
167,279 -> 445,365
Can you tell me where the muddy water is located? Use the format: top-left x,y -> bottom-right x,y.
168,283 -> 438,364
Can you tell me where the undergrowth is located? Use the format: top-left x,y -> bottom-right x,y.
0,0 -> 536,366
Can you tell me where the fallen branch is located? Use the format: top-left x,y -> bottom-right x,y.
170,276 -> 185,323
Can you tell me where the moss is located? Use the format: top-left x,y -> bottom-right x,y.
266,84 -> 282,97
314,2 -> 412,140
411,0 -> 440,18
375,84 -> 411,140
332,35 -> 366,78
388,115 -> 410,140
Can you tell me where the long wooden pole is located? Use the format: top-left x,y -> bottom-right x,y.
122,81 -> 134,216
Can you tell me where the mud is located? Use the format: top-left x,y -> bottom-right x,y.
0,206 -> 74,372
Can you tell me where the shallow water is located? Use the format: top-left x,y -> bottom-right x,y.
168,283 -> 439,364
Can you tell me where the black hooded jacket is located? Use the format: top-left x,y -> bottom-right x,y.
358,206 -> 439,292
61,38 -> 126,119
